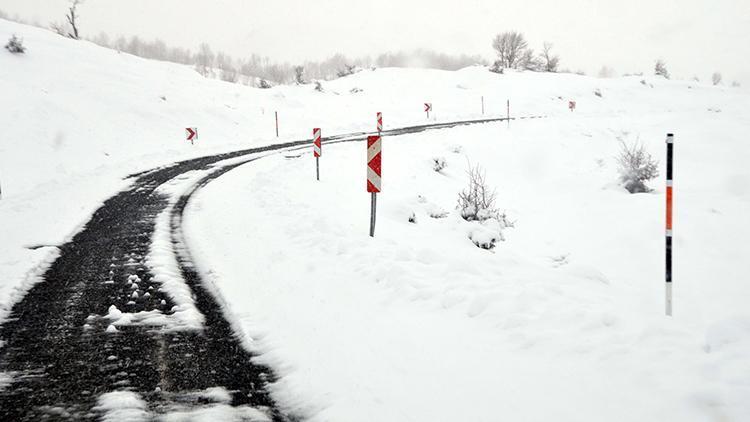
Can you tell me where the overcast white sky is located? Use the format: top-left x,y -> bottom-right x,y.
2,0 -> 749,82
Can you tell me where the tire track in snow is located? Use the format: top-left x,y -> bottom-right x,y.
0,115 -> 538,420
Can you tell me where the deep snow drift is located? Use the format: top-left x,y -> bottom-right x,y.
2,17 -> 750,422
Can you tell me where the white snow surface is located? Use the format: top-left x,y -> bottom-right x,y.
93,389 -> 271,422
1,17 -> 750,422
94,391 -> 150,422
184,94 -> 750,419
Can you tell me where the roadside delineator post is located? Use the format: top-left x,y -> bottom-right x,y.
367,135 -> 382,237
424,103 -> 432,119
377,112 -> 383,133
481,96 -> 485,115
275,111 -> 279,137
665,133 -> 674,316
506,99 -> 510,128
185,127 -> 198,145
313,128 -> 321,181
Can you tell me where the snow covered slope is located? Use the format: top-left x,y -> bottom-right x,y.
2,17 -> 750,421
183,109 -> 750,421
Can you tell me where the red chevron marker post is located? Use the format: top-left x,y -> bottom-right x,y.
377,112 -> 383,133
367,135 -> 382,237
185,127 -> 198,145
424,103 -> 432,119
313,128 -> 321,181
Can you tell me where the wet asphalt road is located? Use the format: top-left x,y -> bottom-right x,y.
0,116 -> 528,420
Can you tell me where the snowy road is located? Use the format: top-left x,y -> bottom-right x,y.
0,117 -> 517,420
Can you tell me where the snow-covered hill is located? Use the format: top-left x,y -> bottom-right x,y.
1,18 -> 749,421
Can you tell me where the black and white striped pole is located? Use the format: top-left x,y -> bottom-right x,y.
665,133 -> 674,316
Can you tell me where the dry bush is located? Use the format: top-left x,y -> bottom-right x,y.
616,140 -> 659,193
4,34 -> 25,54
432,157 -> 447,172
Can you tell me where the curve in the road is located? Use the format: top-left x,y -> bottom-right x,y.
0,116 -> 535,420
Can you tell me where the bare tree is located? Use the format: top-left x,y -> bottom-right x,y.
520,48 -> 542,71
194,43 -> 215,77
215,52 -> 238,82
66,0 -> 82,39
51,0 -> 83,39
491,31 -> 528,69
598,66 -> 615,78
539,42 -> 559,72
654,59 -> 669,79
293,65 -> 305,84
712,72 -> 722,86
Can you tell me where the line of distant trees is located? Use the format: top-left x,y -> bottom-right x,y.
87,34 -> 486,86
1,6 -> 741,88
0,4 -> 486,87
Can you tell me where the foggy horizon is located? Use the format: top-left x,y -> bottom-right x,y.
1,0 -> 749,83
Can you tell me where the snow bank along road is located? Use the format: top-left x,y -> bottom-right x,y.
0,116 -> 525,420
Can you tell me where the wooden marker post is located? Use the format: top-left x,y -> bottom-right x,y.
313,128 -> 321,181
367,135 -> 382,237
665,133 -> 674,316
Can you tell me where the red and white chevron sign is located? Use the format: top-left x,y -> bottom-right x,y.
424,103 -> 432,112
185,127 -> 198,142
367,135 -> 381,193
313,128 -> 321,157
376,112 -> 383,132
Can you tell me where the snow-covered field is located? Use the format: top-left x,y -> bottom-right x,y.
184,114 -> 750,421
2,17 -> 750,422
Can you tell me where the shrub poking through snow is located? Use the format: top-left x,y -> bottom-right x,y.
616,139 -> 659,193
314,81 -> 324,92
337,64 -> 357,78
432,157 -> 447,172
457,164 -> 499,222
489,61 -> 504,74
5,35 -> 26,54
257,79 -> 272,89
457,164 -> 513,249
